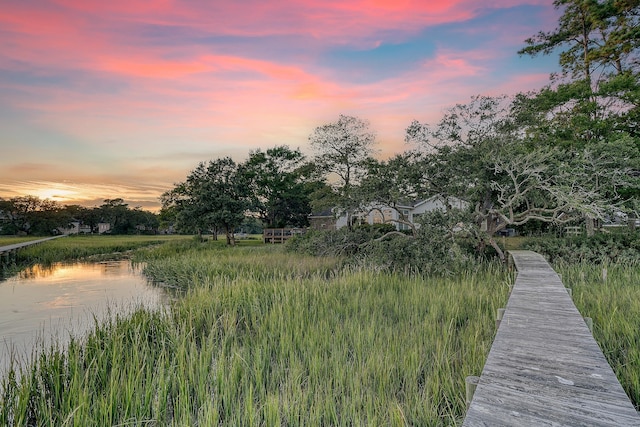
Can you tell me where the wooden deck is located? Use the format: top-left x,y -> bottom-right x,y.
463,250 -> 639,426
263,228 -> 304,244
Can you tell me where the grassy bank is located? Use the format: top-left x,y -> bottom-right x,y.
2,237 -> 638,425
14,235 -> 191,263
1,242 -> 510,426
0,234 -> 191,279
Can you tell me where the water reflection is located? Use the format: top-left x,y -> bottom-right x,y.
15,260 -> 145,280
0,260 -> 166,377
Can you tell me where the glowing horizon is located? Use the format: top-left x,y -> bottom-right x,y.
0,1 -> 561,210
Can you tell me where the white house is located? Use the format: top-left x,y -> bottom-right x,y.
312,196 -> 467,231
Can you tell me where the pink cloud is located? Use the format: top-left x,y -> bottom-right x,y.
0,0 -> 556,83
0,0 -> 561,208
2,1 -> 552,51
96,57 -> 211,79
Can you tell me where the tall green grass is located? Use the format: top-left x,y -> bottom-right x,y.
559,262 -> 640,410
14,235 -> 190,264
1,243 -> 510,426
1,235 -> 191,279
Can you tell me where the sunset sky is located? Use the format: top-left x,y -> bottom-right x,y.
0,0 -> 561,211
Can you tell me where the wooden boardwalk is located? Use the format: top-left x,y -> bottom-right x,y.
0,235 -> 66,256
463,250 -> 639,426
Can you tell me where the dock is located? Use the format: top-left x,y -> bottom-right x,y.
263,228 -> 305,244
463,250 -> 639,426
0,235 -> 66,264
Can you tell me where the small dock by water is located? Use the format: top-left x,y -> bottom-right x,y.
463,250 -> 639,426
0,235 -> 66,265
263,228 -> 305,243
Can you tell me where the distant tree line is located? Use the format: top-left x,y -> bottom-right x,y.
164,0 -> 640,256
0,197 -> 159,236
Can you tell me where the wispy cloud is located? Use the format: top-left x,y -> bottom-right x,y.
0,0 -> 561,209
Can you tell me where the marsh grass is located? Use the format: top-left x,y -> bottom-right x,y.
1,242 -> 510,426
558,262 -> 640,410
1,235 -> 190,279
14,235 -> 190,264
136,244 -> 344,291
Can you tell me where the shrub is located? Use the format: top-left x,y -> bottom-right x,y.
522,231 -> 640,264
287,210 -> 478,274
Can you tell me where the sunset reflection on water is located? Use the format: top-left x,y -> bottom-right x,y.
16,260 -> 141,280
0,260 -> 166,376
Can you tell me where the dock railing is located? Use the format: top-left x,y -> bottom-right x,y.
463,250 -> 639,426
262,228 -> 305,244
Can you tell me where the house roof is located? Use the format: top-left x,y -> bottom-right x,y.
309,208 -> 333,218
412,195 -> 466,209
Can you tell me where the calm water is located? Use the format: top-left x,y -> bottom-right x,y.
0,260 -> 166,375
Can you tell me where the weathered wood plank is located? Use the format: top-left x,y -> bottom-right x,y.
463,250 -> 639,426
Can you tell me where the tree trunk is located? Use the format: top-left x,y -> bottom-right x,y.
489,237 -> 506,262
224,226 -> 236,246
585,216 -> 595,237
485,213 -> 506,262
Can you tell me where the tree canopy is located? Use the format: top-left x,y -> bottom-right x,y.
159,2 -> 640,257
0,196 -> 158,236
244,146 -> 312,228
309,114 -> 377,200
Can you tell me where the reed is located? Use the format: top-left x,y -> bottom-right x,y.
14,235 -> 190,264
1,242 -> 510,426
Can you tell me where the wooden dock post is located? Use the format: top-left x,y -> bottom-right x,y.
584,316 -> 593,333
465,376 -> 479,409
495,308 -> 505,329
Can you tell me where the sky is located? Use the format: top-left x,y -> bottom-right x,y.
0,0 -> 561,211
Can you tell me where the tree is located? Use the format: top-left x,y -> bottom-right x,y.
518,0 -> 640,232
9,196 -> 41,234
100,199 -> 134,234
309,114 -> 377,200
0,196 -> 72,235
309,115 -> 377,227
566,135 -> 640,232
243,146 -> 312,228
406,95 -> 637,259
356,152 -> 432,235
0,198 -> 16,234
519,0 -> 640,85
517,0 -> 640,144
72,206 -> 102,233
162,158 -> 249,245
128,208 -> 159,234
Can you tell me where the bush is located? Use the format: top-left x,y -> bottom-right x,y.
286,227 -> 385,257
522,231 -> 640,264
287,211 -> 478,274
